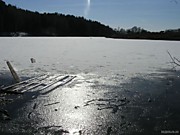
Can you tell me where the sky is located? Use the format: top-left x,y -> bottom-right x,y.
3,0 -> 180,31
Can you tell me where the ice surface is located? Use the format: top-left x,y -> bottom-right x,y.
1,37 -> 180,134
0,37 -> 180,77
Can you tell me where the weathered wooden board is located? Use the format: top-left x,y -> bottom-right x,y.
0,74 -> 76,94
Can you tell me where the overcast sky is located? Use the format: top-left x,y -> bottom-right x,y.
4,0 -> 180,31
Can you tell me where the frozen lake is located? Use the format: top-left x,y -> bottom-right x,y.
0,37 -> 180,134
0,37 -> 180,77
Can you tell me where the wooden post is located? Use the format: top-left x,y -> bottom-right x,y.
6,61 -> 20,83
30,58 -> 36,63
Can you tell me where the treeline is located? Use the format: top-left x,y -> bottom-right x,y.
0,0 -> 180,40
113,26 -> 180,41
0,0 -> 114,37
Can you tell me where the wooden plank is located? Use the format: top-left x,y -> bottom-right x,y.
1,74 -> 76,95
13,75 -> 50,92
20,74 -> 63,93
6,61 -> 20,83
40,75 -> 69,90
2,74 -> 47,91
0,89 -> 23,94
43,76 -> 76,91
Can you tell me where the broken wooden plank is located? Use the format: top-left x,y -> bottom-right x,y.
0,89 -> 23,94
21,74 -> 63,92
60,76 -> 76,85
2,74 -> 47,91
1,74 -> 76,95
43,76 -> 76,94
13,75 -> 50,92
40,75 -> 69,90
41,76 -> 76,95
44,102 -> 60,106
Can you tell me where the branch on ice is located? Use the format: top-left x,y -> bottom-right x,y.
167,51 -> 180,70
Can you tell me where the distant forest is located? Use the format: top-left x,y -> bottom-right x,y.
0,0 -> 114,37
0,0 -> 180,40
